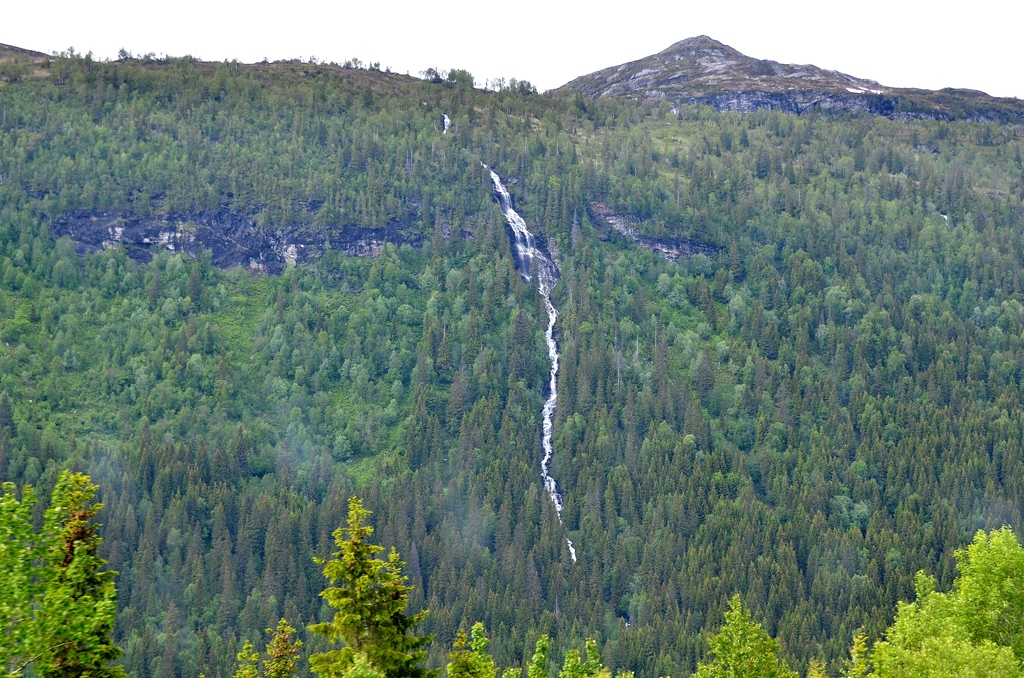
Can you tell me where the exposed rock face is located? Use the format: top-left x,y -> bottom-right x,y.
54,209 -> 422,274
587,202 -> 720,262
559,36 -> 1024,122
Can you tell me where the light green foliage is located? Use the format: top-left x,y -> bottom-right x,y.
524,636 -> 624,678
4,47 -> 1024,676
339,653 -> 386,678
0,483 -> 40,676
806,659 -> 826,678
951,527 -> 1024,658
446,630 -> 614,678
0,472 -> 124,678
527,636 -> 549,678
844,633 -> 871,678
558,639 -> 613,678
447,623 -> 498,678
874,635 -> 1017,678
37,472 -> 125,678
309,497 -> 432,678
695,595 -> 797,678
233,642 -> 261,678
265,619 -> 303,678
869,528 -> 1024,677
232,619 -> 303,678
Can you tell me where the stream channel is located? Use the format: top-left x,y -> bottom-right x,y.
486,166 -> 576,563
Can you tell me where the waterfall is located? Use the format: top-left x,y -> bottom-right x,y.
442,114 -> 451,134
486,166 -> 576,563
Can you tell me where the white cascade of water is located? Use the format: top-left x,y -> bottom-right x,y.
442,114 -> 451,134
486,165 -> 576,563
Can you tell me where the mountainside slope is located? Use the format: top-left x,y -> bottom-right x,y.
0,42 -> 47,60
558,36 -> 1024,121
2,44 -> 1024,678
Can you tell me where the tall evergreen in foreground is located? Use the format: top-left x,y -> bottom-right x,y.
309,497 -> 433,678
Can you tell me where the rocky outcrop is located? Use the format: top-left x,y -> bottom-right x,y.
676,89 -> 892,116
54,209 -> 422,274
587,202 -> 720,262
558,36 -> 1024,122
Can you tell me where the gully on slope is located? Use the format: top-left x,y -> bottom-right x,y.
486,165 -> 576,563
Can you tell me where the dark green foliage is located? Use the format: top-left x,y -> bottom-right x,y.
0,391 -> 14,437
1,50 -> 1024,678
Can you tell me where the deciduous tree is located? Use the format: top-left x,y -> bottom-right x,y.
0,473 -> 124,678
695,595 -> 797,678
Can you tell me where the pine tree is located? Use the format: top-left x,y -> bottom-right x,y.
807,659 -> 826,678
234,642 -> 261,678
308,497 -> 433,678
558,640 -> 612,678
844,634 -> 871,678
186,264 -> 203,307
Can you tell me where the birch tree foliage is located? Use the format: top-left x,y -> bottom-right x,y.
0,472 -> 124,678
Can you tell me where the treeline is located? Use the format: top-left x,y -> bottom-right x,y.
1,50 -> 1024,676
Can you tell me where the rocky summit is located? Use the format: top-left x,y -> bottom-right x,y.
558,35 -> 1024,121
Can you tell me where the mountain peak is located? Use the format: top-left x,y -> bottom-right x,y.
557,36 -> 1022,121
657,35 -> 736,55
559,36 -> 883,103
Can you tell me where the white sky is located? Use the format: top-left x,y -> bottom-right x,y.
2,0 -> 1022,99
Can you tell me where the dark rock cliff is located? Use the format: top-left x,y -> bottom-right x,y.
54,209 -> 422,274
587,202 -> 721,262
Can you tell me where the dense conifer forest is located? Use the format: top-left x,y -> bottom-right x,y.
1,50 -> 1024,676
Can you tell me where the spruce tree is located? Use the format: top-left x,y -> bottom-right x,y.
232,620 -> 302,678
309,497 -> 433,678
0,391 -> 15,438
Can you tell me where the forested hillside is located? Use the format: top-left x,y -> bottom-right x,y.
1,50 -> 1024,677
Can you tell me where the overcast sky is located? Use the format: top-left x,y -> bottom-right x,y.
3,0 -> 1022,99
